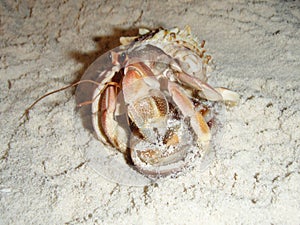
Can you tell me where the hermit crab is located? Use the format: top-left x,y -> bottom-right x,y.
25,26 -> 239,181
76,25 -> 239,178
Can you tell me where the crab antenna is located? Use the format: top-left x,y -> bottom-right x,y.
22,79 -> 100,120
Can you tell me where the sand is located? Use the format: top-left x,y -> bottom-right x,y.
1,1 -> 299,224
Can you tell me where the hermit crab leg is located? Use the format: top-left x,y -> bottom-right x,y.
214,87 -> 240,106
90,50 -> 130,152
168,81 -> 211,147
92,82 -> 129,153
173,71 -> 240,105
172,71 -> 223,101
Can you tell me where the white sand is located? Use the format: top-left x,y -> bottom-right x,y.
1,1 -> 299,224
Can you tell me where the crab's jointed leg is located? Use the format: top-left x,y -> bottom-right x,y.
171,71 -> 239,105
171,71 -> 223,101
168,81 -> 211,148
214,87 -> 240,106
93,82 -> 129,153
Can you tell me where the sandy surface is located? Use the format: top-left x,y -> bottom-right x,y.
1,1 -> 300,224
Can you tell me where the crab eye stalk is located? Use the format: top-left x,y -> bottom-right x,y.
119,52 -> 127,64
109,51 -> 120,65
